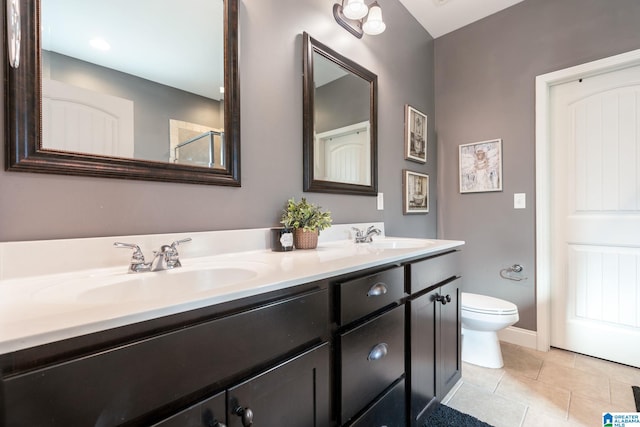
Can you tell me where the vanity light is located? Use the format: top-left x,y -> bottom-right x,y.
362,2 -> 386,36
333,0 -> 386,39
89,37 -> 111,51
342,0 -> 368,20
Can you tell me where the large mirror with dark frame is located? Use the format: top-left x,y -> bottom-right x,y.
5,0 -> 240,186
302,32 -> 377,196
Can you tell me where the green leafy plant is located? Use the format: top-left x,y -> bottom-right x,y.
280,197 -> 332,232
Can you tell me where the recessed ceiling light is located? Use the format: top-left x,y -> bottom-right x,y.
433,0 -> 452,5
89,38 -> 111,51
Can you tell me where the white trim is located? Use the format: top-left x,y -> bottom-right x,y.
535,48 -> 640,352
498,326 -> 537,350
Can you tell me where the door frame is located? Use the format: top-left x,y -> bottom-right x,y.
535,48 -> 640,351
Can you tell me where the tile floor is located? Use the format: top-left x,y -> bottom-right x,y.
442,342 -> 640,427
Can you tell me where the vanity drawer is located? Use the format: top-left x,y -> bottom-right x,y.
350,379 -> 406,427
339,305 -> 405,424
408,250 -> 460,294
338,266 -> 405,325
1,288 -> 328,427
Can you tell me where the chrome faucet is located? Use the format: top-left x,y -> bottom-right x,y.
114,238 -> 192,273
352,226 -> 382,243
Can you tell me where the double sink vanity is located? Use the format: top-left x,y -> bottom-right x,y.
0,224 -> 464,427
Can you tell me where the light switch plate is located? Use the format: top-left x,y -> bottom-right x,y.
377,193 -> 384,210
514,193 -> 526,209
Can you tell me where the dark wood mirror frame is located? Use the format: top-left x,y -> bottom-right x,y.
302,32 -> 378,196
5,0 -> 240,186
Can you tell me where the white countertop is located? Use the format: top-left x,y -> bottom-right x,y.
0,227 -> 463,355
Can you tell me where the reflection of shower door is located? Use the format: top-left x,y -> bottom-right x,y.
315,121 -> 370,185
42,79 -> 134,158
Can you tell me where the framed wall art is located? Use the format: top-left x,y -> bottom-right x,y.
405,105 -> 427,163
459,138 -> 503,193
403,169 -> 429,214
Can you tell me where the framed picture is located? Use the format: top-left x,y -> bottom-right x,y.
459,138 -> 503,193
405,105 -> 427,163
403,169 -> 429,214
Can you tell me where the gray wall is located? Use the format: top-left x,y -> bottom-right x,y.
0,0 -> 436,242
316,74 -> 370,133
435,0 -> 640,330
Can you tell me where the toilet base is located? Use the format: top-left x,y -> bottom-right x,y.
461,327 -> 504,369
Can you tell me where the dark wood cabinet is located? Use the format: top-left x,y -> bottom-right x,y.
333,266 -> 407,426
0,286 -> 329,427
0,247 -> 463,427
406,252 -> 462,427
151,392 -> 226,427
227,343 -> 329,427
437,278 -> 462,397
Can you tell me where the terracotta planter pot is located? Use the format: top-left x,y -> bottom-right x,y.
293,228 -> 319,249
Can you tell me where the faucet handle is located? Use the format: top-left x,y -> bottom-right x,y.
166,237 -> 191,268
114,242 -> 148,273
170,237 -> 192,249
351,227 -> 364,237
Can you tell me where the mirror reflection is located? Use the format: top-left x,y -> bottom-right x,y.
313,52 -> 371,186
303,33 -> 378,196
40,0 -> 225,169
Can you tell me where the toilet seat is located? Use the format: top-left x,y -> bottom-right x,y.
461,293 -> 518,315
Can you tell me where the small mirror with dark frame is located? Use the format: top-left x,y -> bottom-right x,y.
5,0 -> 240,186
302,32 -> 377,196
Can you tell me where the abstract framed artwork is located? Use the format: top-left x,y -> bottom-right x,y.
459,138 -> 503,193
403,169 -> 429,214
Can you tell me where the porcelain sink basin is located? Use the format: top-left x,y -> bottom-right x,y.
367,238 -> 434,250
35,263 -> 269,304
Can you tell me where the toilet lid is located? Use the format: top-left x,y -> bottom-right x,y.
461,292 -> 518,315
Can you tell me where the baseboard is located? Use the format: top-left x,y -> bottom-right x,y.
498,326 -> 537,349
441,378 -> 463,405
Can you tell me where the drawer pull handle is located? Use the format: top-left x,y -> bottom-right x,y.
367,282 -> 388,297
367,343 -> 388,361
233,406 -> 254,427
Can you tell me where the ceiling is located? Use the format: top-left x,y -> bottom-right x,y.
41,0 -> 224,100
397,0 -> 525,38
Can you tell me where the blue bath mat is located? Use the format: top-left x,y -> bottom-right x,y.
423,404 -> 494,427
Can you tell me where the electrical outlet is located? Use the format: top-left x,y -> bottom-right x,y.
377,193 -> 384,210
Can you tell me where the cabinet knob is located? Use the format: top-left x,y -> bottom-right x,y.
367,342 -> 389,361
435,293 -> 452,305
233,406 -> 254,427
367,282 -> 388,297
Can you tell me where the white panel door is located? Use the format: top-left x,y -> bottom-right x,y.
42,79 -> 134,158
550,65 -> 640,367
314,121 -> 370,185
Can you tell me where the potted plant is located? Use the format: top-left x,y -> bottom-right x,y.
280,197 -> 332,249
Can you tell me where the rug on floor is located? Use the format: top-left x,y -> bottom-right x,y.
422,404 -> 494,427
633,386 -> 640,412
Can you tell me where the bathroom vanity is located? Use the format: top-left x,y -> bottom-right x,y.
0,227 -> 463,426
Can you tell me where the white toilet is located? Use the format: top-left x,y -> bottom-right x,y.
461,292 -> 519,368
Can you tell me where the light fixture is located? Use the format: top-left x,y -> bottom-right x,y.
333,0 -> 386,39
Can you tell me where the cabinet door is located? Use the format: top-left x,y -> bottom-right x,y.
152,391 -> 226,427
407,288 -> 438,426
436,278 -> 462,399
227,343 -> 329,427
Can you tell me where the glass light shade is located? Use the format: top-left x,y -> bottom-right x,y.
362,3 -> 386,35
342,0 -> 368,20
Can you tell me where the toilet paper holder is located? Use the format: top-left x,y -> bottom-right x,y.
500,264 -> 527,281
